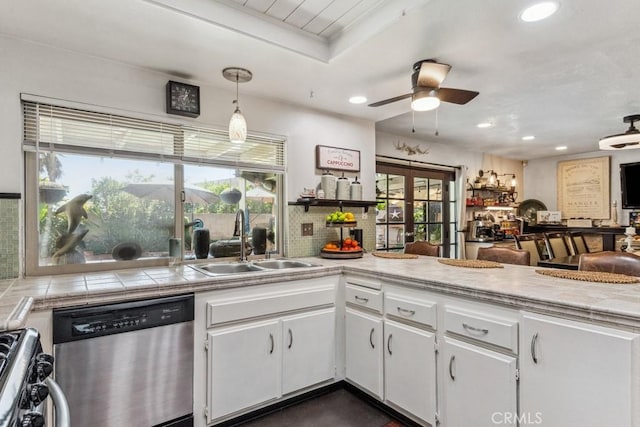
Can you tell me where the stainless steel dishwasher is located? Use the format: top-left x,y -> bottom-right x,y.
52,294 -> 194,427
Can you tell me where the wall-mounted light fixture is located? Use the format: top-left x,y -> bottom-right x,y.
477,169 -> 498,186
499,173 -> 517,188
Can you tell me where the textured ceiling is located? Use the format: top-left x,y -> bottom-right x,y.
2,0 -> 639,160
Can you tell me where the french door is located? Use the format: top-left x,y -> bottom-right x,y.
375,162 -> 456,257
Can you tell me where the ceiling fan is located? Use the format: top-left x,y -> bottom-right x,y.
368,59 -> 479,111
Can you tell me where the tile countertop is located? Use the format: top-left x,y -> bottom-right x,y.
1,255 -> 640,331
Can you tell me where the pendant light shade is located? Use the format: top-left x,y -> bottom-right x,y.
223,67 -> 252,144
229,105 -> 247,144
599,114 -> 640,150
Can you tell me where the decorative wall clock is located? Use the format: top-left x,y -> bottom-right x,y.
166,80 -> 200,117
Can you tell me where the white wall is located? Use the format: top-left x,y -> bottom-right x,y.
524,149 -> 640,225
375,131 -> 483,174
0,35 -> 375,200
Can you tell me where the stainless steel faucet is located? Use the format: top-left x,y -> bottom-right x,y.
234,209 -> 248,262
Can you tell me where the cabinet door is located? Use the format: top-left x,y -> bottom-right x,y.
442,337 -> 517,427
384,320 -> 437,425
345,308 -> 384,399
282,308 -> 336,394
521,312 -> 640,427
207,320 -> 281,422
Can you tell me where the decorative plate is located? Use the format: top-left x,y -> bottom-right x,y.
518,199 -> 547,226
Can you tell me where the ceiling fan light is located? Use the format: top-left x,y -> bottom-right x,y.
411,91 -> 440,111
599,131 -> 640,150
599,114 -> 640,150
229,106 -> 247,144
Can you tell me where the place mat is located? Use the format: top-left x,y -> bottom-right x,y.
437,259 -> 503,268
372,252 -> 418,259
535,269 -> 640,284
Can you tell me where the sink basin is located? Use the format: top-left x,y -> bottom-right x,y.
190,259 -> 320,276
251,260 -> 318,270
190,263 -> 262,276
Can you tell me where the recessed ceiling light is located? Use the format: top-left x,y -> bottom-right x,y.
520,2 -> 559,22
349,96 -> 367,104
555,146 -> 567,150
477,122 -> 493,128
522,135 -> 536,141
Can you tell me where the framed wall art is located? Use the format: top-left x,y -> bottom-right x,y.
557,156 -> 610,219
316,145 -> 360,172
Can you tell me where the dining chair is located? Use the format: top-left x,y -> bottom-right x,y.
543,232 -> 571,259
567,231 -> 590,256
514,234 -> 545,266
578,251 -> 640,276
477,246 -> 530,266
405,241 -> 441,257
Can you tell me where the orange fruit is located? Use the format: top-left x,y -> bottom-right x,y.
344,238 -> 353,246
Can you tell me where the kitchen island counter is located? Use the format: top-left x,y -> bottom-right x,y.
1,254 -> 640,331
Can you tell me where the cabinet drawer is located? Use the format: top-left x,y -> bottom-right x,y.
207,285 -> 334,327
384,294 -> 437,329
444,307 -> 518,352
346,285 -> 383,313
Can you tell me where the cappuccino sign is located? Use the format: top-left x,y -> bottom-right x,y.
316,145 -> 361,172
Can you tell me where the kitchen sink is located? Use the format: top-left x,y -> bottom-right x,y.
190,263 -> 263,276
189,259 -> 320,276
251,260 -> 319,270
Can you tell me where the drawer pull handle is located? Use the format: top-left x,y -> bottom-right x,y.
387,334 -> 393,355
269,333 -> 274,354
531,332 -> 539,364
369,328 -> 375,349
462,322 -> 489,335
449,355 -> 456,381
397,307 -> 416,316
354,295 -> 369,304
288,328 -> 293,349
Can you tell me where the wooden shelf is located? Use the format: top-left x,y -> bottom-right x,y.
290,199 -> 378,212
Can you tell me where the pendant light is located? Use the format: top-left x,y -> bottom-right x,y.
222,67 -> 252,144
599,114 -> 640,150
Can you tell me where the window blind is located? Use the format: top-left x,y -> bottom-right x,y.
23,101 -> 286,171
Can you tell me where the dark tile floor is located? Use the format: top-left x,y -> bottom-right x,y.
236,389 -> 406,427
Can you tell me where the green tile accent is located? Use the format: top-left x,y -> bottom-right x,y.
0,199 -> 19,279
286,205 -> 376,258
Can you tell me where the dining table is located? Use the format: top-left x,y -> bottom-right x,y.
537,255 -> 581,270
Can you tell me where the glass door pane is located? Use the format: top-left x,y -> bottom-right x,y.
376,162 -> 456,257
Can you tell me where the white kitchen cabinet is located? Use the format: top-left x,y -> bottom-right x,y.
345,307 -> 384,399
282,308 -> 336,394
384,319 -> 436,425
520,312 -> 640,426
441,336 -> 517,427
206,319 -> 281,421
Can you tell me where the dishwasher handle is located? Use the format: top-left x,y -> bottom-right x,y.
44,377 -> 71,427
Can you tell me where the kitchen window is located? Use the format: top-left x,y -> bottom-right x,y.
22,99 -> 285,276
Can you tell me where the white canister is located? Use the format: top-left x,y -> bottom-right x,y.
321,171 -> 337,200
336,175 -> 350,200
350,177 -> 362,200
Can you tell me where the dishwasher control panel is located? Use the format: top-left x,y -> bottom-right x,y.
71,312 -> 148,335
53,294 -> 194,343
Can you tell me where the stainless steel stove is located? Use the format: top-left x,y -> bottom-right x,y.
0,328 -> 69,427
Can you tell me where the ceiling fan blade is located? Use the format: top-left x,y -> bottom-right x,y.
368,93 -> 412,107
438,87 -> 479,104
416,61 -> 452,88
